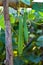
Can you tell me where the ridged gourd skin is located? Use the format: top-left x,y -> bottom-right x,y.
18,16 -> 23,55
23,13 -> 28,43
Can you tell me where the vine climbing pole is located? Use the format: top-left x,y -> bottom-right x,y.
3,0 -> 13,65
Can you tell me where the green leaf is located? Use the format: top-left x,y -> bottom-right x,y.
0,14 -> 15,29
32,3 -> 43,12
29,54 -> 41,63
10,14 -> 15,24
23,53 -> 41,63
37,36 -> 43,42
0,15 -> 5,29
39,12 -> 43,17
36,36 -> 43,47
28,12 -> 35,20
14,56 -> 24,65
36,30 -> 42,34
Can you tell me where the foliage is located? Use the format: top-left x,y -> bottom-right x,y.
32,3 -> 43,12
0,6 -> 43,65
0,14 -> 15,29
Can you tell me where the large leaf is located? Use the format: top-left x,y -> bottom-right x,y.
32,3 -> 43,12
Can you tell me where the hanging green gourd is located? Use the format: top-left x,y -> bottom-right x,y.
18,16 -> 23,55
23,9 -> 28,43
